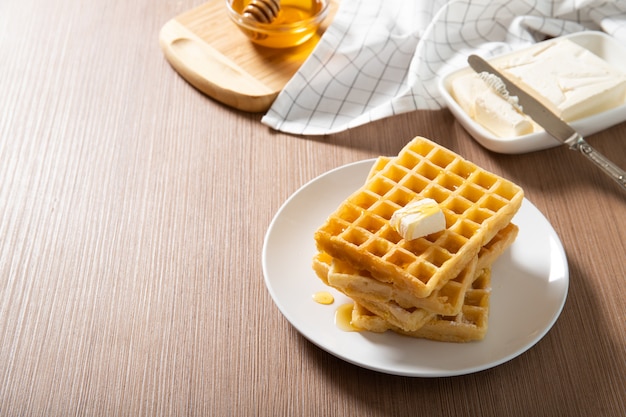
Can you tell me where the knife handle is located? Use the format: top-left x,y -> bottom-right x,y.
571,136 -> 626,191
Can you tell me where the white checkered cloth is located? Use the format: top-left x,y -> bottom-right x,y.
261,0 -> 626,135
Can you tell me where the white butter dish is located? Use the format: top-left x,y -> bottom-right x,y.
439,31 -> 626,154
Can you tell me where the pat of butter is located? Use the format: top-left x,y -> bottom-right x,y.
390,198 -> 445,241
450,38 -> 626,137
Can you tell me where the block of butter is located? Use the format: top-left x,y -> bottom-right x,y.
451,39 -> 626,138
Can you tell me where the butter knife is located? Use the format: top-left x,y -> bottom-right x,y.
467,54 -> 626,191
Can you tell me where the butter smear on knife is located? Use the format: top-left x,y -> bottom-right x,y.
451,39 -> 626,137
390,198 -> 445,241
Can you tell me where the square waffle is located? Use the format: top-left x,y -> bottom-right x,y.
328,256 -> 476,323
312,253 -> 475,331
351,268 -> 492,342
314,136 -> 524,298
317,222 -> 517,315
312,223 -> 516,332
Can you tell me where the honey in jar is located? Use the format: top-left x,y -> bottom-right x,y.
228,0 -> 328,48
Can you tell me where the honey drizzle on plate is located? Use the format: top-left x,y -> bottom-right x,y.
312,291 -> 334,305
335,303 -> 358,332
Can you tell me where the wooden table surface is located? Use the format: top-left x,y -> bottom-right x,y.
1,0 -> 625,416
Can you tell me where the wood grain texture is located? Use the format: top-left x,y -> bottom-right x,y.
1,0 -> 625,416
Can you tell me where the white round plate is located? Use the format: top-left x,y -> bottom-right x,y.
262,160 -> 569,377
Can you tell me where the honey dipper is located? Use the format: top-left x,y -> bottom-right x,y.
242,0 -> 281,24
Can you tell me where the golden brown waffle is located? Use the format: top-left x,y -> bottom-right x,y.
350,293 -> 438,332
476,222 -> 519,271
312,252 -> 437,331
313,223 -> 518,332
352,268 -> 492,342
318,222 -> 517,315
312,251 -> 477,323
366,156 -> 392,180
328,256 -> 477,316
314,136 -> 524,298
312,223 -> 515,332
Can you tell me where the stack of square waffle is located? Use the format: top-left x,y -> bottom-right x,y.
312,137 -> 524,342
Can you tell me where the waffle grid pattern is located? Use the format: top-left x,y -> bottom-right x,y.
317,222 -> 517,314
313,223 -> 516,333
315,137 -> 524,298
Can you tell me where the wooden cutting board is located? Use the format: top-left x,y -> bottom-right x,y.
159,0 -> 338,112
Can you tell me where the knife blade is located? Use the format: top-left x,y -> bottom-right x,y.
467,54 -> 626,191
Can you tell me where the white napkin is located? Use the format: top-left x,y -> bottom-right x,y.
262,0 -> 626,135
